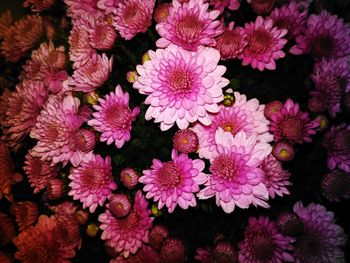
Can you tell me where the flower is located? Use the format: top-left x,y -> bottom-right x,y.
10,201 -> 38,231
0,212 -> 16,246
214,22 -> 247,60
193,92 -> 273,160
247,0 -> 276,15
109,194 -> 132,218
69,53 -> 113,92
321,170 -> 350,202
212,242 -> 238,262
276,211 -> 304,237
113,0 -> 155,40
293,202 -> 347,263
173,129 -> 199,154
155,0 -> 223,51
111,245 -> 160,263
264,100 -> 283,120
269,99 -> 319,144
68,154 -> 117,213
160,237 -> 186,263
149,225 -> 169,250
209,0 -> 240,13
240,16 -> 287,71
195,247 -> 213,263
23,0 -> 55,11
140,149 -> 207,213
260,154 -> 291,199
238,216 -> 294,263
64,0 -> 102,17
197,129 -> 271,213
120,168 -> 139,189
46,178 -> 63,200
88,17 -> 117,50
290,11 -> 350,60
88,85 -> 140,148
134,44 -> 229,131
323,123 -> 350,172
154,3 -> 172,24
99,191 -> 153,258
272,141 -> 295,162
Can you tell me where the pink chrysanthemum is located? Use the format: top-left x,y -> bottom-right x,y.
134,44 -> 229,131
140,149 -> 207,213
113,0 -> 155,40
156,0 -> 223,51
0,10 -> 12,39
173,129 -> 199,154
10,201 -> 38,231
238,216 -> 294,263
323,123 -> 350,172
68,154 -> 117,213
99,191 -> 153,258
197,129 -> 271,213
310,57 -> 350,117
215,22 -> 247,60
293,202 -> 347,263
270,2 -> 307,39
260,154 -> 291,199
88,18 -> 117,50
30,94 -> 94,167
154,3 -> 172,24
109,194 -> 132,218
160,237 -> 186,263
272,141 -> 295,162
269,99 -> 319,144
120,168 -> 139,189
209,0 -> 240,13
23,0 -> 55,12
69,53 -> 113,92
64,0 -> 102,18
240,16 -> 287,71
213,242 -> 238,262
193,92 -> 273,160
88,85 -> 140,148
321,170 -> 350,202
247,0 -> 276,15
290,11 -> 350,60
111,244 -> 160,263
97,0 -> 121,15
2,81 -> 48,151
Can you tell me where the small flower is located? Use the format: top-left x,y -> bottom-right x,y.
109,194 -> 132,218
272,141 -> 295,162
149,225 -> 169,250
10,201 -> 38,231
173,129 -> 199,154
0,10 -> 12,39
64,0 -> 102,17
88,17 -> 117,50
212,241 -> 238,262
23,0 -> 55,12
276,211 -> 304,236
154,3 -> 172,24
160,237 -> 186,263
120,168 -> 139,189
321,170 -> 350,202
264,100 -> 283,120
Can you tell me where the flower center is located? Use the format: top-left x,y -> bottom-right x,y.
48,50 -> 65,69
311,35 -> 334,58
210,154 -> 239,182
331,130 -> 350,153
297,233 -> 323,260
248,29 -> 272,55
252,230 -> 275,261
177,14 -> 203,40
70,129 -> 95,152
118,212 -> 140,231
218,30 -> 242,55
46,125 -> 59,141
123,3 -> 142,24
81,167 -> 105,188
168,69 -> 194,94
158,162 -> 182,188
221,122 -> 236,134
279,117 -> 304,142
104,104 -> 131,129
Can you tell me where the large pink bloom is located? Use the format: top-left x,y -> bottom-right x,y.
269,99 -> 319,144
113,0 -> 155,40
290,11 -> 350,60
88,85 -> 140,148
69,154 -> 117,213
238,216 -> 294,263
293,202 -> 347,263
209,0 -> 240,13
197,129 -> 271,213
140,149 -> 207,213
30,94 -> 94,167
134,44 -> 229,131
99,191 -> 153,258
240,16 -> 287,71
156,0 -> 223,51
193,92 -> 273,160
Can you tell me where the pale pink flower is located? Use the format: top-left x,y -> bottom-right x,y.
88,85 -> 139,148
197,129 -> 271,213
140,149 -> 207,213
113,0 -> 155,40
134,44 -> 229,131
69,154 -> 117,213
240,16 -> 287,71
156,0 -> 223,51
23,0 -> 55,12
209,0 -> 240,13
64,0 -> 102,18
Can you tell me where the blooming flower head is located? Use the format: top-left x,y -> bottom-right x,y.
88,17 -> 117,50
276,211 -> 304,237
290,11 -> 350,60
134,44 -> 229,131
269,99 -> 319,144
215,22 -> 247,60
160,237 -> 186,263
156,0 -> 223,51
68,154 -> 117,213
23,0 -> 55,12
197,129 -> 271,213
109,194 -> 132,218
247,0 -> 276,15
69,53 -> 113,92
193,92 -> 273,160
323,123 -> 350,172
120,168 -> 139,189
88,85 -> 140,148
140,149 -> 207,213
240,16 -> 287,71
272,141 -> 295,162
10,201 -> 38,231
46,178 -> 63,200
293,202 -> 347,263
149,225 -> 169,250
113,0 -> 155,40
264,100 -> 283,120
173,129 -> 199,154
99,191 -> 153,258
64,0 -> 102,18
238,216 -> 294,263
321,170 -> 350,202
209,0 -> 240,13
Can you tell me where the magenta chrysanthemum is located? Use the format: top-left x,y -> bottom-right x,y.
68,154 -> 117,213
209,0 -> 240,13
134,44 -> 229,131
99,191 -> 153,258
269,99 -> 319,144
156,0 -> 223,51
140,149 -> 207,213
293,202 -> 347,263
30,94 -> 94,167
323,123 -> 350,172
240,16 -> 287,71
88,85 -> 140,148
112,0 -> 155,40
260,154 -> 291,199
197,129 -> 271,213
290,11 -> 350,60
173,129 -> 199,154
238,216 -> 294,263
69,53 -> 113,92
193,92 -> 273,160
